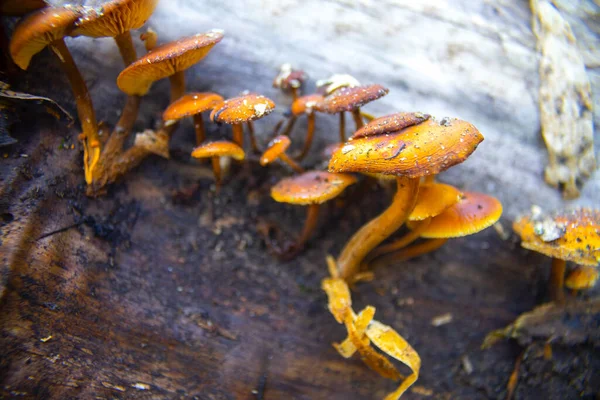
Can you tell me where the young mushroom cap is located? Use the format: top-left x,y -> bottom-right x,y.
117,30 -> 224,96
317,84 -> 389,114
191,140 -> 245,161
260,135 -> 291,166
291,94 -> 324,116
328,118 -> 484,178
513,208 -> 600,267
162,92 -> 224,121
407,192 -> 503,238
271,171 -> 356,205
351,112 -> 431,140
565,266 -> 599,290
0,0 -> 48,16
408,183 -> 463,221
316,74 -> 361,95
210,93 -> 275,124
9,6 -> 82,69
273,63 -> 307,90
71,0 -> 158,37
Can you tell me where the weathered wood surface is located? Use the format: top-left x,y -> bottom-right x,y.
1,1 -> 599,399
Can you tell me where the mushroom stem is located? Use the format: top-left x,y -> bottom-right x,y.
169,71 -> 186,103
281,115 -> 297,137
424,175 -> 436,184
366,218 -> 431,262
352,108 -> 364,129
296,203 -> 319,249
232,123 -> 244,147
361,111 -> 375,123
549,258 -> 566,303
193,113 -> 206,145
339,112 -> 346,142
296,113 -> 315,161
49,38 -> 100,184
211,156 -> 221,189
279,153 -> 304,173
114,31 -> 137,66
371,238 -> 448,268
336,176 -> 420,281
290,87 -> 299,101
246,121 -> 261,153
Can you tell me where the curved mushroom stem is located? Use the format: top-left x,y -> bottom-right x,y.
193,113 -> 206,145
232,123 -> 244,147
352,108 -> 364,130
339,112 -> 346,142
371,238 -> 448,269
169,71 -> 186,103
366,218 -> 431,263
549,258 -> 566,303
246,121 -> 261,153
50,38 -> 99,184
281,115 -> 297,137
279,153 -> 304,173
296,204 -> 319,250
296,113 -> 315,161
114,31 -> 137,66
361,111 -> 375,123
336,176 -> 420,282
211,156 -> 222,190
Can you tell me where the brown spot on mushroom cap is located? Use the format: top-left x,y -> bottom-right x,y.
291,94 -> 324,116
351,112 -> 431,140
513,208 -> 600,266
191,141 -> 245,160
72,0 -> 158,38
260,135 -> 291,166
328,118 -> 484,178
317,84 -> 389,114
0,0 -> 48,17
9,6 -> 82,70
408,192 -> 502,238
565,266 -> 599,290
210,93 -> 275,124
117,30 -> 224,96
163,92 -> 224,121
409,183 -> 463,221
271,171 -> 356,205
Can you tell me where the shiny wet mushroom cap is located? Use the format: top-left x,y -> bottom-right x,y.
408,192 -> 503,238
317,84 -> 389,114
351,112 -> 431,140
291,94 -> 324,116
408,183 -> 463,221
565,266 -> 599,290
210,93 -> 275,124
328,117 -> 484,178
117,30 -> 224,96
513,208 -> 600,267
72,0 -> 158,37
260,135 -> 291,166
163,92 -> 224,121
271,171 -> 356,205
191,140 -> 245,160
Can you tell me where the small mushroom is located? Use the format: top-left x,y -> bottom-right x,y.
163,92 -> 224,145
350,112 -> 431,140
270,171 -> 356,259
191,141 -> 245,190
328,116 -> 484,282
272,63 -> 307,101
260,135 -> 304,173
513,207 -> 600,302
287,93 -> 325,160
210,93 -> 275,154
565,266 -> 599,293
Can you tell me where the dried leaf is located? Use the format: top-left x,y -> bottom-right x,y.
321,273 -> 351,324
333,305 -> 374,358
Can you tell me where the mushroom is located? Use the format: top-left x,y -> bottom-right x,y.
565,266 -> 598,294
287,93 -> 325,160
260,135 -> 304,173
317,84 -> 389,141
513,207 -> 600,302
210,93 -> 275,154
163,92 -> 224,145
272,63 -> 307,101
9,5 -> 101,184
328,117 -> 484,282
270,171 -> 356,259
190,141 -> 245,190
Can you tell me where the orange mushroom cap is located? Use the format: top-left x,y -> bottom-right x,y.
316,73 -> 361,96
565,266 -> 599,290
291,94 -> 324,116
9,5 -> 82,70
210,93 -> 275,124
260,135 -> 291,166
162,92 -> 224,121
271,171 -> 356,205
407,191 -> 502,238
317,84 -> 389,114
191,141 -> 245,160
409,183 -> 463,221
72,0 -> 158,38
0,0 -> 48,17
117,29 -> 224,96
513,208 -> 600,267
328,117 -> 484,178
351,112 -> 431,140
